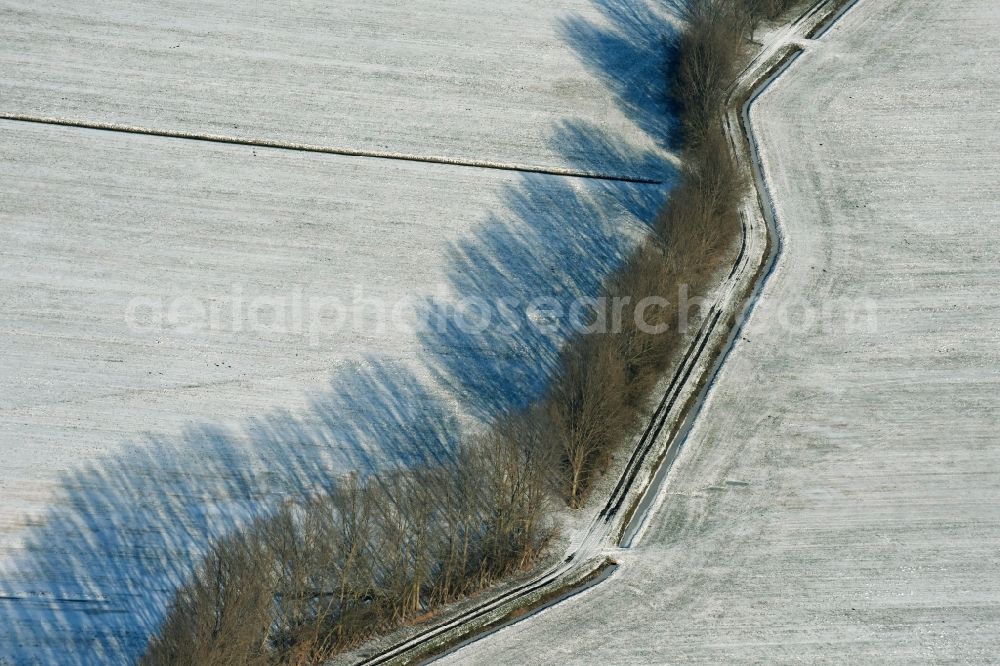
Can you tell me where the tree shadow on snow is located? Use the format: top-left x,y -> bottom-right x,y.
559,0 -> 683,152
0,363 -> 459,663
0,1 -> 682,662
418,121 -> 673,420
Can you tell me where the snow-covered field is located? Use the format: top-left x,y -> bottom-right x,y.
442,0 -> 1000,662
0,0 -> 673,175
0,1 -> 678,662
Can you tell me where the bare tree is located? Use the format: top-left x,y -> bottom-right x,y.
425,449 -> 486,604
141,530 -> 273,666
605,243 -> 678,409
547,335 -> 633,507
475,408 -> 556,571
670,0 -> 744,147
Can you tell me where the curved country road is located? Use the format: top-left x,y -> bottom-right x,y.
438,0 -> 1000,662
355,1 -> 856,662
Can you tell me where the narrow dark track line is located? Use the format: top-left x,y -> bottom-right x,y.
422,562 -> 620,666
358,1 -> 852,662
600,306 -> 720,520
363,564 -> 571,666
808,0 -> 861,38
0,113 -> 663,185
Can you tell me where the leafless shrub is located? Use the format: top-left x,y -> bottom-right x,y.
746,0 -> 800,20
472,410 -> 556,572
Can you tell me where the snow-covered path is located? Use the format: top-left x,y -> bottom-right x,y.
441,0 -> 1000,662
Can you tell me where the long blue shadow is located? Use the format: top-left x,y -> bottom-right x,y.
559,0 -> 682,151
0,363 -> 459,663
417,0 -> 682,419
417,133 -> 673,420
0,1 -> 682,662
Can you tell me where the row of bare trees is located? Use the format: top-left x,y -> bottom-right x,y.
536,0 -> 800,508
144,426 -> 554,665
144,1 -> 801,662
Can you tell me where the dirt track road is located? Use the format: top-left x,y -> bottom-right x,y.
441,0 -> 1000,662
0,2 -> 673,662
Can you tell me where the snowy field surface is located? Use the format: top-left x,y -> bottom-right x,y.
0,1 -> 677,662
442,0 -> 1000,662
0,0 -> 675,176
